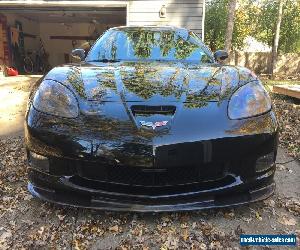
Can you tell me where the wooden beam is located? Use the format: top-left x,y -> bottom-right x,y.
23,32 -> 36,38
50,35 -> 94,40
272,84 -> 300,99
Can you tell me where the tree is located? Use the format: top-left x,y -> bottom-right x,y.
205,0 -> 300,54
232,1 -> 259,50
224,0 -> 237,53
252,0 -> 300,53
270,0 -> 284,77
279,0 -> 300,53
205,0 -> 256,51
205,0 -> 229,51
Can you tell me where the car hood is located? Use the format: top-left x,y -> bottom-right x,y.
38,62 -> 270,167
45,61 -> 257,104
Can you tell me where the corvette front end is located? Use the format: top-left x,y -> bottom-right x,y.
25,93 -> 278,212
25,26 -> 278,212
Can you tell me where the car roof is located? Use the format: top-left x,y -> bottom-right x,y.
110,25 -> 190,32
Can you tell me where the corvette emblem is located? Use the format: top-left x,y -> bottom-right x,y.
140,121 -> 168,130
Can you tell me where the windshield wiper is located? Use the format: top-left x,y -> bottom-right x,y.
87,59 -> 120,63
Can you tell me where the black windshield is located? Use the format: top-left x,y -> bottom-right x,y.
86,27 -> 214,63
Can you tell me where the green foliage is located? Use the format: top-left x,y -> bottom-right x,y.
254,0 -> 300,53
279,0 -> 300,52
232,1 -> 259,49
205,0 -> 256,50
276,0 -> 300,53
205,0 -> 300,53
205,0 -> 229,51
253,0 -> 277,48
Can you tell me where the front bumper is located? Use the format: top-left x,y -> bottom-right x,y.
28,165 -> 276,212
25,105 -> 278,211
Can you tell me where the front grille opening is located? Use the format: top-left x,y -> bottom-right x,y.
49,158 -> 227,187
131,105 -> 176,116
77,164 -> 225,187
69,175 -> 236,196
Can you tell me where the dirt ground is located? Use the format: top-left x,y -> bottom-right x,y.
0,76 -> 299,249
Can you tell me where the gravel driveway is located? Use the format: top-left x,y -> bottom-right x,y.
0,76 -> 299,249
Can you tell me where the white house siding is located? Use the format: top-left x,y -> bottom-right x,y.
0,0 -> 205,39
0,0 -> 204,38
128,0 -> 204,39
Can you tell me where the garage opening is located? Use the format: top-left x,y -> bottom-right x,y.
0,7 -> 126,74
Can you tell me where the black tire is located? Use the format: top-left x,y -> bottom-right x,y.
23,57 -> 33,74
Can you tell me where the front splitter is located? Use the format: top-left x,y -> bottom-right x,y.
28,182 -> 275,212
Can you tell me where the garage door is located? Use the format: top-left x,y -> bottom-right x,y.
0,5 -> 126,73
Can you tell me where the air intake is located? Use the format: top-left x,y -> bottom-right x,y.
131,105 -> 176,116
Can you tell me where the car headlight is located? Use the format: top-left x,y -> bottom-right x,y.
33,80 -> 79,118
228,81 -> 272,119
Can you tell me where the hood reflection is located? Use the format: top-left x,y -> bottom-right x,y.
45,61 -> 256,111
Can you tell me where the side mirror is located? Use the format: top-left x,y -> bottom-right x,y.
71,49 -> 86,61
214,50 -> 228,62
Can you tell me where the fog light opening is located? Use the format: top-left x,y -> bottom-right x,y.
28,151 -> 50,173
255,152 -> 275,173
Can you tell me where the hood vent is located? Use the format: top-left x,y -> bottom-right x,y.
131,105 -> 176,116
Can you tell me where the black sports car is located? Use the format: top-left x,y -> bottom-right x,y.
25,26 -> 278,212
